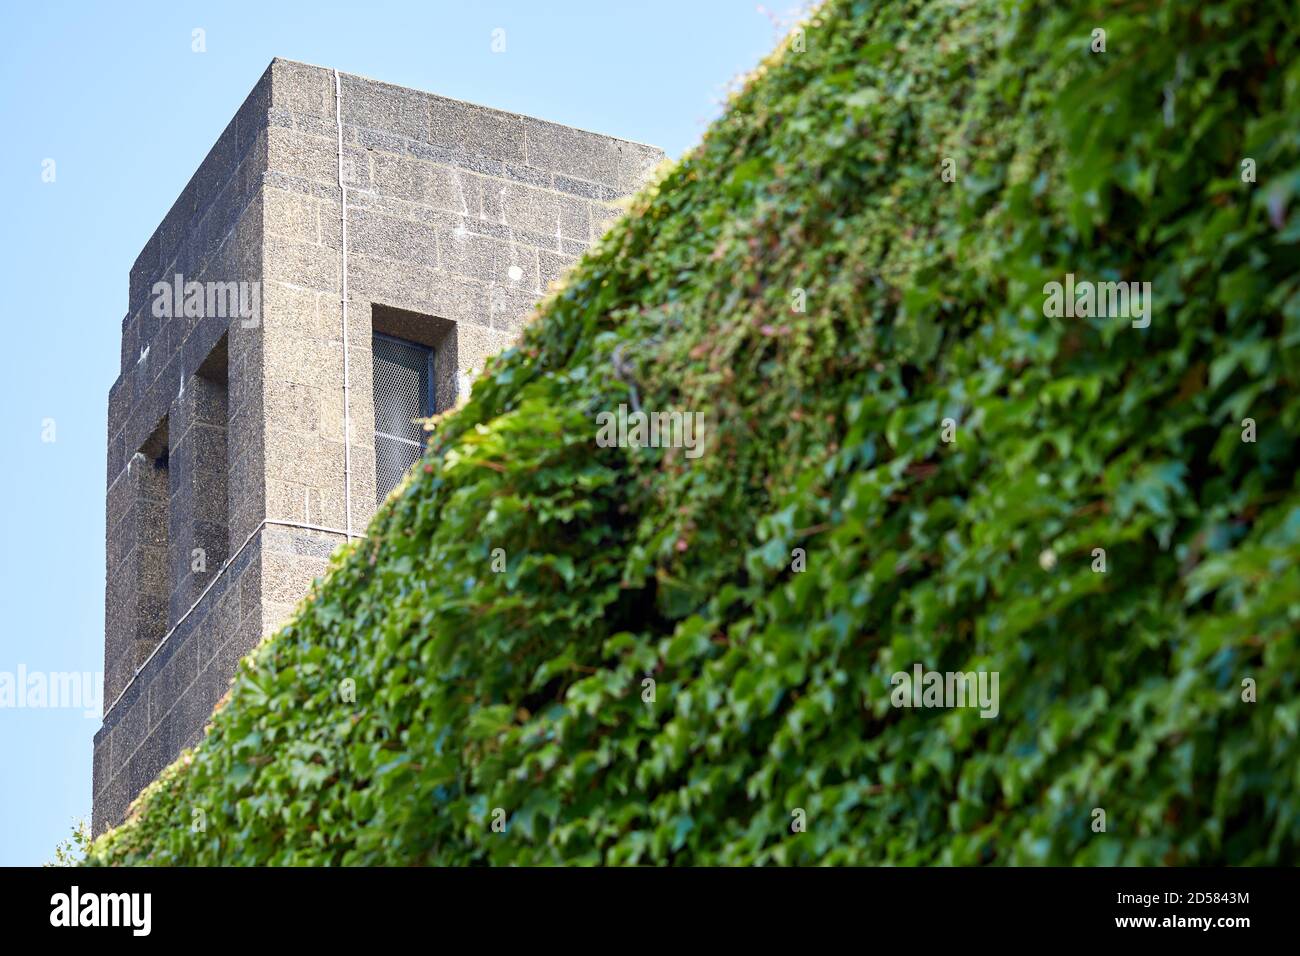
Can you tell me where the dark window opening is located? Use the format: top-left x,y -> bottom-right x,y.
372,332 -> 434,503
171,335 -> 229,622
134,418 -> 170,663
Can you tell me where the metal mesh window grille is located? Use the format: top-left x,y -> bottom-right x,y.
372,333 -> 433,503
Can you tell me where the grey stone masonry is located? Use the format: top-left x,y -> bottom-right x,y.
92,58 -> 663,835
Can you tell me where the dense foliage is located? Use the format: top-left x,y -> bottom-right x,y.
88,0 -> 1300,865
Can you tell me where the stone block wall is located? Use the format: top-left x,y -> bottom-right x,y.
95,62 -> 271,835
93,58 -> 663,835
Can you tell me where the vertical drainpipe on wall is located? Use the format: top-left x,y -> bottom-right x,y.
334,69 -> 354,541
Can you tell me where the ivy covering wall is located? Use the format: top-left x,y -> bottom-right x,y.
88,0 -> 1300,865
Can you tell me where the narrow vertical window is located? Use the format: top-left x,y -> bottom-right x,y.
169,337 -> 229,623
372,333 -> 433,502
134,420 -> 170,665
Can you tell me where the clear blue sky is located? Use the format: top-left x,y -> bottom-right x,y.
0,0 -> 791,865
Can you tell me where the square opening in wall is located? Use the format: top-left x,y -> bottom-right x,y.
372,332 -> 433,502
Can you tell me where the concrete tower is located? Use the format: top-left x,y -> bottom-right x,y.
92,59 -> 662,834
